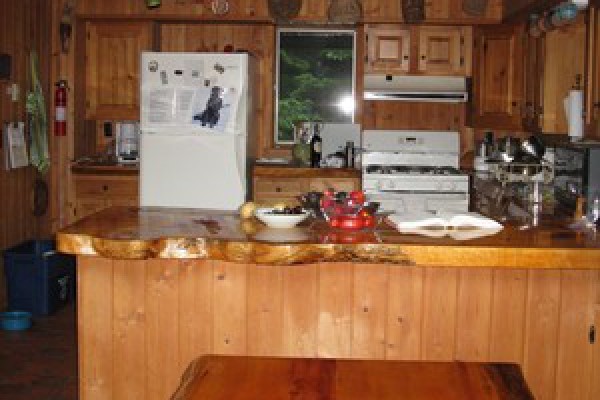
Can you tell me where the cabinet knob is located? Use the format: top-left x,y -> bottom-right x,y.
102,185 -> 108,191
420,55 -> 426,60
593,102 -> 600,108
275,187 -> 282,193
403,55 -> 409,60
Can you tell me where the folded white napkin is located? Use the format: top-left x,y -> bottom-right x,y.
387,212 -> 503,241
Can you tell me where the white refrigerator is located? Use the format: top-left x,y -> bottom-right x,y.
139,52 -> 256,210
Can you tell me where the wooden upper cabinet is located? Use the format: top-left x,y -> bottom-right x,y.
365,24 -> 471,76
541,15 -> 586,134
418,26 -> 471,75
85,21 -> 153,120
365,25 -> 411,74
471,24 -> 524,130
521,32 -> 544,132
586,4 -> 600,138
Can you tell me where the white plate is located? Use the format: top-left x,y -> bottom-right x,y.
254,208 -> 309,229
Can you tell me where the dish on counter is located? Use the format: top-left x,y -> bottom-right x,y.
254,207 -> 309,229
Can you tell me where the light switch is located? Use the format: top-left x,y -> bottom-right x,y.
6,83 -> 19,102
10,83 -> 19,102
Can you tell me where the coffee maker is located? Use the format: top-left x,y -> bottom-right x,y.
115,121 -> 139,164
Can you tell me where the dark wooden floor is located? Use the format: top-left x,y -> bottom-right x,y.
0,304 -> 77,399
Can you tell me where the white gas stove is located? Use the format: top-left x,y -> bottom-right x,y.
362,130 -> 469,214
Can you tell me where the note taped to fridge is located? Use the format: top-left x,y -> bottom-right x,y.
3,122 -> 29,170
191,85 -> 236,131
144,85 -> 238,132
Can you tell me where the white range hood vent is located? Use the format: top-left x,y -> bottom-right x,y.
363,75 -> 468,103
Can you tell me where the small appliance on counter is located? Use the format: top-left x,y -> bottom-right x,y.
115,121 -> 140,164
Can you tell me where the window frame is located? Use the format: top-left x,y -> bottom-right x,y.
274,27 -> 357,145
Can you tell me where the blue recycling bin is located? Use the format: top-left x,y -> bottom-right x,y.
3,240 -> 76,316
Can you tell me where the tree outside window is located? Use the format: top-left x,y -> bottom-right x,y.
276,29 -> 355,144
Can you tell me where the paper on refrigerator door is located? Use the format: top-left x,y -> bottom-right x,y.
141,54 -> 242,133
190,85 -> 238,132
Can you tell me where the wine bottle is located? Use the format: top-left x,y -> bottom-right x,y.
310,125 -> 322,168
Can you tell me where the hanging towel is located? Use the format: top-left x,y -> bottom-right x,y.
26,50 -> 50,174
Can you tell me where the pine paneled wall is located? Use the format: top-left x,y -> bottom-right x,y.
0,0 -> 52,307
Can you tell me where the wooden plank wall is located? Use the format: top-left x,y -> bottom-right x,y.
78,258 -> 600,400
73,0 -> 502,22
0,0 -> 52,307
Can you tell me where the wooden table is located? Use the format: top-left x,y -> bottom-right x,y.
171,356 -> 534,400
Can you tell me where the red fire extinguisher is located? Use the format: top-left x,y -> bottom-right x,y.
54,80 -> 68,136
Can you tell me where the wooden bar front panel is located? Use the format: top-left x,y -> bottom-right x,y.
77,257 -> 599,400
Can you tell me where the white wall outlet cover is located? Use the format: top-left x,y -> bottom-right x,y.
6,83 -> 19,102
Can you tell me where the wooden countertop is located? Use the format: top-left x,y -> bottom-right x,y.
172,356 -> 533,400
253,165 -> 361,178
56,206 -> 600,268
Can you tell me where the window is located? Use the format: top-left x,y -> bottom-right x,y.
275,29 -> 356,144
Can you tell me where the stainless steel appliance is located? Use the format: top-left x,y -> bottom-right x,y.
363,75 -> 468,103
115,121 -> 140,164
362,130 -> 469,214
553,141 -> 600,215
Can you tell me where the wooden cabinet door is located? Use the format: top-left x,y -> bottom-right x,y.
74,174 -> 139,220
471,24 -> 524,130
541,15 -> 586,134
592,305 -> 600,400
85,21 -> 153,120
253,177 -> 308,204
417,26 -> 471,76
365,25 -> 411,74
308,177 -> 360,193
587,5 -> 600,138
75,198 -> 107,220
522,33 -> 544,132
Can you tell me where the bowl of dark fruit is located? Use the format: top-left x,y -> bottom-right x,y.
297,192 -> 324,218
254,206 -> 309,229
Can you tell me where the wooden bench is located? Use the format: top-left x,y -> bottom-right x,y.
171,355 -> 534,399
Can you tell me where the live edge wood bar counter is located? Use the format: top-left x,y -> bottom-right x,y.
57,207 -> 600,400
